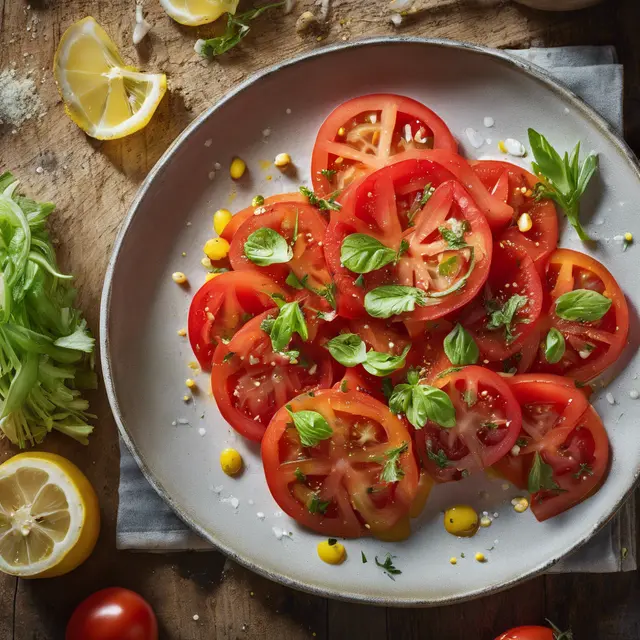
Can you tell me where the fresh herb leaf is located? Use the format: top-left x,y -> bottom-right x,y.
53,320 -> 95,353
427,448 -> 450,469
260,317 -> 275,334
294,467 -> 306,483
354,274 -> 365,288
554,289 -> 611,322
326,333 -> 367,367
573,463 -> 594,479
286,405 -> 333,448
528,451 -> 563,494
361,551 -> 368,564
314,281 -> 337,309
243,228 -> 292,266
375,553 -> 401,580
286,271 -> 307,290
340,379 -> 348,393
222,351 -> 236,363
481,421 -> 499,430
378,441 -> 409,483
396,239 -> 409,260
443,323 -> 479,366
420,183 -> 434,207
270,292 -> 287,308
364,285 -> 426,319
299,186 -> 341,211
485,294 -> 529,343
308,493 -> 331,514
528,128 -> 598,243
438,219 -> 469,249
328,537 -> 337,546
363,345 -> 410,377
381,377 -> 394,400
195,2 -> 284,57
516,437 -> 529,448
544,327 -> 566,364
340,234 -> 397,274
463,388 -> 477,407
268,302 -> 308,352
320,169 -> 336,181
438,255 -> 459,277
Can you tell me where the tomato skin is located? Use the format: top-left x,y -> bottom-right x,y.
188,271 -> 286,370
66,588 -> 158,640
495,626 -> 554,640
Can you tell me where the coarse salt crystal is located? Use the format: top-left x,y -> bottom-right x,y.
504,138 -> 526,157
257,512 -> 265,519
262,128 -> 271,137
204,138 -> 212,147
464,127 -> 485,149
390,13 -> 403,26
198,427 -> 206,436
483,116 -> 494,128
606,392 -> 615,405
630,389 -> 639,399
193,614 -> 200,621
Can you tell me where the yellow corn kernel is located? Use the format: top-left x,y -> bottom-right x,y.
177,328 -> 187,337
475,552 -> 486,563
213,208 -> 233,235
517,213 -> 533,233
317,540 -> 346,565
624,232 -> 633,242
172,271 -> 187,284
220,448 -> 243,476
334,156 -> 344,165
203,237 -> 230,261
274,152 -> 292,168
337,126 -> 346,137
498,140 -> 507,153
449,557 -> 457,565
205,272 -> 220,282
185,378 -> 196,389
230,157 -> 246,179
252,195 -> 265,208
512,496 -> 530,513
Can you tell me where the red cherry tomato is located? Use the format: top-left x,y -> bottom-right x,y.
495,626 -> 555,640
66,588 -> 158,640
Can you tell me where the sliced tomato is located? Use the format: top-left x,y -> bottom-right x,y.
532,249 -> 629,382
325,161 -> 493,320
492,374 -> 590,489
211,310 -> 333,441
403,319 -> 452,383
220,193 -> 305,243
459,240 -> 543,362
310,94 -> 457,196
414,366 -> 522,482
472,160 -> 558,267
261,388 -> 419,537
188,271 -> 286,370
332,367 -> 387,402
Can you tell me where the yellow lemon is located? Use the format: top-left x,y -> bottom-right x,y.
159,0 -> 239,26
53,17 -> 167,140
0,452 -> 100,578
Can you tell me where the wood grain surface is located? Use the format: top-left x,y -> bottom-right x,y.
1,0 -> 639,638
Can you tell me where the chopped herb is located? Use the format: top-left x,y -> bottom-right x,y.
462,389 -> 477,407
382,378 -> 394,400
243,227 -> 293,266
268,301 -> 308,352
294,467 -> 306,483
485,294 -> 529,343
438,255 -> 459,277
308,493 -> 331,515
438,220 -> 469,249
426,448 -> 449,469
481,421 -> 499,430
375,554 -> 401,580
516,437 -> 529,447
314,281 -> 337,309
378,441 -> 409,483
223,351 -> 236,363
364,285 -> 427,319
555,289 -> 611,322
286,271 -> 307,290
340,234 -> 397,274
528,451 -> 564,494
354,274 -> 365,288
420,183 -> 434,207
299,186 -> 341,211
396,239 -> 409,260
361,551 -> 368,564
320,168 -> 337,181
544,327 -> 566,364
573,463 -> 594,479
340,379 -> 348,393
443,323 -> 479,366
328,537 -> 337,546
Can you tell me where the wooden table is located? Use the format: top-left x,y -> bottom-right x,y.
1,0 -> 640,638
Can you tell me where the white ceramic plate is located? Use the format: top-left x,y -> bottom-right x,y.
101,38 -> 640,606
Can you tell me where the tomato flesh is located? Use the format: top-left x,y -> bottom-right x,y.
494,626 -> 555,640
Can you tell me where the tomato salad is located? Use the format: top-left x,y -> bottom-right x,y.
188,94 -> 627,539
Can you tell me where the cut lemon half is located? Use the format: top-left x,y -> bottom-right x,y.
0,452 -> 100,578
159,0 -> 239,26
54,17 -> 167,140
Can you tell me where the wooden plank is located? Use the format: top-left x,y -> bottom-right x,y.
328,601 -> 387,640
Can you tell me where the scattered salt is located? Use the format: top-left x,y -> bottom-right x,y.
257,512 -> 265,520
198,427 -> 206,436
0,69 -> 42,128
204,138 -> 212,147
262,128 -> 271,137
606,392 -> 615,405
483,116 -> 494,128
193,614 -> 200,621
629,389 -> 639,399
504,138 -> 526,157
464,127 -> 485,149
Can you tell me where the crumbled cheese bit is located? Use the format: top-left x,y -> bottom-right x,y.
464,127 -> 485,149
606,392 -> 615,405
198,427 -> 206,436
504,138 -> 526,157
257,511 -> 265,520
390,13 -> 403,26
483,116 -> 494,128
510,444 -> 521,457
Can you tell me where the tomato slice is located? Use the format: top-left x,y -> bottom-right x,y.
492,374 -> 590,489
403,319 -> 452,382
261,388 -> 419,537
188,271 -> 286,370
310,94 -> 457,196
220,193 -> 305,243
325,161 -> 493,320
211,310 -> 333,441
472,160 -> 559,267
532,248 -> 629,382
414,366 -> 522,482
459,239 -> 543,362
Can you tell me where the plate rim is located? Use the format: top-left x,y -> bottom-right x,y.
100,36 -> 640,607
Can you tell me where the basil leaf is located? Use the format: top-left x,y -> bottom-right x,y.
244,228 -> 292,266
364,285 -> 427,319
555,289 -> 611,322
438,219 -> 469,249
443,323 -> 479,366
389,375 -> 456,429
363,345 -> 410,377
286,405 -> 333,448
269,302 -> 308,352
438,255 -> 458,277
340,234 -> 397,274
286,271 -> 306,290
326,333 -> 367,367
485,294 -> 529,343
299,186 -> 341,211
388,383 -> 412,415
544,327 -> 565,364
379,441 -> 409,483
426,447 -> 449,469
528,451 -> 562,494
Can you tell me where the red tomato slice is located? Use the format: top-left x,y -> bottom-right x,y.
403,319 -> 452,383
325,161 -> 493,320
472,160 -> 559,267
310,94 -> 457,196
188,271 -> 286,370
333,367 -> 387,401
211,310 -> 333,441
494,626 -> 556,640
414,366 -> 522,482
261,388 -> 419,537
492,374 -> 590,489
532,248 -> 629,383
459,240 -> 543,362
220,193 -> 305,243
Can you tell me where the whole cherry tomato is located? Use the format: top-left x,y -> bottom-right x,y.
495,624 -> 572,640
66,588 -> 158,640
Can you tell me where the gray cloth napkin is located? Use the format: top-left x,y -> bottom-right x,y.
117,46 -> 635,572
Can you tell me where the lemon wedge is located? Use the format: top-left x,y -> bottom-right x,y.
159,0 -> 239,26
0,452 -> 100,578
54,17 -> 167,140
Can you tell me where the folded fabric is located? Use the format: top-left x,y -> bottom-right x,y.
117,45 -> 635,573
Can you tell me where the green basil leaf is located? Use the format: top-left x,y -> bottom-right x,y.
485,294 -> 529,343
443,323 -> 479,366
555,289 -> 611,322
388,383 -> 412,415
363,345 -> 410,377
340,234 -> 396,274
544,327 -> 565,364
438,219 -> 469,249
364,285 -> 426,319
244,228 -> 292,266
326,333 -> 367,367
379,441 -> 409,483
527,129 -> 571,194
528,451 -> 562,494
286,271 -> 306,290
438,255 -> 458,277
408,384 -> 456,429
269,302 -> 308,352
286,405 -> 333,448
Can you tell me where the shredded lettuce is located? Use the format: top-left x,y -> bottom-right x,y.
0,172 -> 96,448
